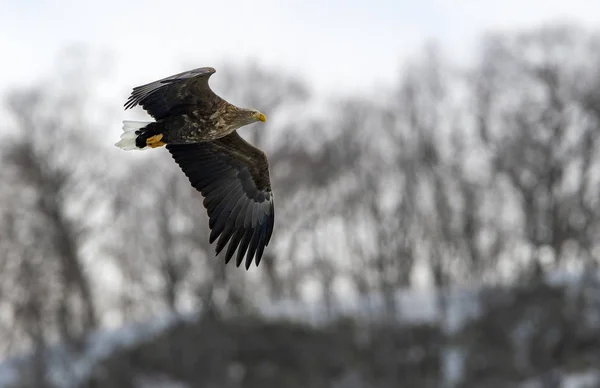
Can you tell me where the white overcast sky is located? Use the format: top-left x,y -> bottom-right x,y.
1,0 -> 600,98
0,0 -> 599,301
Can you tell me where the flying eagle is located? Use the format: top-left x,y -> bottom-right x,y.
115,67 -> 274,269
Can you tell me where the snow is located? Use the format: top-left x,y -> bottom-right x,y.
135,374 -> 190,388
442,346 -> 466,388
0,311 -> 198,388
260,287 -> 481,333
562,370 -> 600,388
0,360 -> 20,387
0,269 -> 594,387
0,287 -> 480,387
520,369 -> 600,388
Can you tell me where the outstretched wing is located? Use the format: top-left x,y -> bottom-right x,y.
124,67 -> 218,120
166,132 -> 275,269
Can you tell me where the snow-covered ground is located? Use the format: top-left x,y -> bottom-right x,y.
0,287 -> 479,387
260,287 -> 482,333
521,370 -> 600,388
134,374 -> 190,388
0,312 -> 197,388
0,269 -> 597,388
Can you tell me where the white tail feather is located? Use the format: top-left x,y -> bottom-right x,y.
115,121 -> 152,150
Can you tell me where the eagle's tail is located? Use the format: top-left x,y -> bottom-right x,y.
114,121 -> 152,151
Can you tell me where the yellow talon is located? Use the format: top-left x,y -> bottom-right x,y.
146,134 -> 166,148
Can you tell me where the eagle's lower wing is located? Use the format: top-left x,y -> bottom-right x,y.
124,67 -> 218,120
166,132 -> 275,269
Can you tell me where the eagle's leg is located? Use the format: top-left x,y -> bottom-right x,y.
146,134 -> 166,148
133,122 -> 166,149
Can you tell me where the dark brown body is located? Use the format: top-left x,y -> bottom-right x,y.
136,99 -> 231,147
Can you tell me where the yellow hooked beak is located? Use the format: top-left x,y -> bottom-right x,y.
255,112 -> 267,122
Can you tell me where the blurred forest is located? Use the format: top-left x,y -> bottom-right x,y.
2,23 -> 600,387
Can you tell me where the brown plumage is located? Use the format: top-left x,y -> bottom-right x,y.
115,67 -> 274,269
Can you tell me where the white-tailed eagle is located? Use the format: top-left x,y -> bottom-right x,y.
115,67 -> 274,269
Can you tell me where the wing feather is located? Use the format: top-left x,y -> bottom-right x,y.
166,131 -> 275,269
124,67 -> 219,119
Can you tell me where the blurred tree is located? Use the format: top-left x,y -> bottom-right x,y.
0,47 -> 111,385
472,25 -> 600,277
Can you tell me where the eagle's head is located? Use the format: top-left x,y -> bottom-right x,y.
247,108 -> 267,124
228,107 -> 267,126
219,105 -> 267,135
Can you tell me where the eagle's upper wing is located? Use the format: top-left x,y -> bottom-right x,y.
124,67 -> 218,120
166,132 -> 275,269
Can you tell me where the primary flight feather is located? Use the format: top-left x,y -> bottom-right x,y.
115,67 -> 274,269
